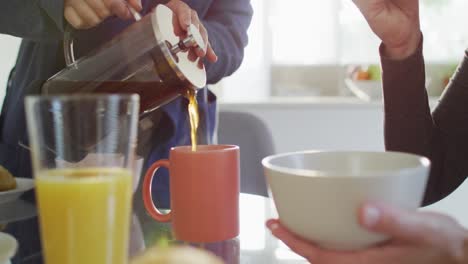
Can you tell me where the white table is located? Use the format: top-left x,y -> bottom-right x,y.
423,178 -> 468,228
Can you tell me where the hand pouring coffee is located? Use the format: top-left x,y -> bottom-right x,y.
42,4 -> 206,117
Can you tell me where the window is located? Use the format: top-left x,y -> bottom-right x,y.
270,0 -> 341,65
419,0 -> 468,62
270,0 -> 468,65
220,0 -> 468,100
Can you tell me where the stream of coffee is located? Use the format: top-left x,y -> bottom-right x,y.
187,89 -> 199,152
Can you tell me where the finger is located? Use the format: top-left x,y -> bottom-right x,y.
267,219 -> 381,264
197,59 -> 204,70
188,50 -> 197,62
206,43 -> 218,63
71,1 -> 102,28
191,10 -> 201,32
190,12 -> 205,58
351,0 -> 365,9
350,0 -> 376,20
266,219 -> 319,260
84,0 -> 111,19
166,0 -> 191,30
195,47 -> 205,57
64,6 -> 86,29
107,0 -> 131,19
359,203 -> 458,245
351,0 -> 376,11
172,14 -> 185,37
359,203 -> 422,241
197,24 -> 218,62
195,22 -> 207,57
126,0 -> 142,11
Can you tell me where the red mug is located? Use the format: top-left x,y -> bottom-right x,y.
143,145 -> 240,243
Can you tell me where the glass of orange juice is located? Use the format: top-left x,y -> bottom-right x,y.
25,94 -> 139,264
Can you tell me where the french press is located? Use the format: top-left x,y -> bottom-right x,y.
41,4 -> 207,117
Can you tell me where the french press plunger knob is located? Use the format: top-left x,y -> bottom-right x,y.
168,24 -> 206,56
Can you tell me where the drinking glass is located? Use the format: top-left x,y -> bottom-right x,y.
25,94 -> 139,264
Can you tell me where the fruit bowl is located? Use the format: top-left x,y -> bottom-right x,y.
345,78 -> 382,101
345,78 -> 432,102
346,65 -> 382,101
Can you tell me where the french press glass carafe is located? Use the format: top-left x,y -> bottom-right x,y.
42,4 -> 207,117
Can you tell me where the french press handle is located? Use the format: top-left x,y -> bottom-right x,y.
63,5 -> 206,68
63,5 -> 142,67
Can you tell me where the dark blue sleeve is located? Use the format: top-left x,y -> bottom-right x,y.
202,0 -> 253,84
0,0 -> 65,41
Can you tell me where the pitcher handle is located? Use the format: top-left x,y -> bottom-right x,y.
63,4 -> 142,67
142,159 -> 172,222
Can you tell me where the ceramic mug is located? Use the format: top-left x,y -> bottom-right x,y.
143,145 -> 240,243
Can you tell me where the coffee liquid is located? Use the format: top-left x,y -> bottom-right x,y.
44,80 -> 201,152
42,80 -> 184,116
187,89 -> 199,152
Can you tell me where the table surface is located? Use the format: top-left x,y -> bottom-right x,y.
3,178 -> 468,264
1,193 -> 308,264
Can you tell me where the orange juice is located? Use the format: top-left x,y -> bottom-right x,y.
36,168 -> 132,264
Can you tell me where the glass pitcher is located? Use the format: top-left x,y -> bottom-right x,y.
42,4 -> 207,117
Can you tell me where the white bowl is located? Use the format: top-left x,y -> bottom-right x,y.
0,232 -> 17,264
345,78 -> 432,102
263,151 -> 430,250
345,79 -> 382,101
0,178 -> 34,205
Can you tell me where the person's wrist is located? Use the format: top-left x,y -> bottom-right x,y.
461,234 -> 468,264
383,31 -> 422,60
452,231 -> 468,264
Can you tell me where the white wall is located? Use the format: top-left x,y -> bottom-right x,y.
0,35 -> 21,109
216,0 -> 271,101
219,98 -> 385,153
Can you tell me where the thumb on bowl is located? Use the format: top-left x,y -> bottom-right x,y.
359,202 -> 439,243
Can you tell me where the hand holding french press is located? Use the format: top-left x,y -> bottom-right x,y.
64,0 -> 142,29
166,0 -> 218,67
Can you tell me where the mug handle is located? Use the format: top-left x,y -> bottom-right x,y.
142,159 -> 172,222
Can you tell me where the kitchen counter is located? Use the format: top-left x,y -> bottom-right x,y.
219,96 -> 388,154
218,96 -> 440,154
219,96 -> 440,109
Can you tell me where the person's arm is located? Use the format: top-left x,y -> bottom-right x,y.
382,42 -> 468,205
428,50 -> 468,203
201,0 -> 253,84
0,0 -> 141,42
0,1 -> 65,41
267,202 -> 468,264
464,237 -> 468,264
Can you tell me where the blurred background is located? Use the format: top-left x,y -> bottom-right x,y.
1,0 -> 467,154
218,0 -> 468,101
1,0 -> 467,105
